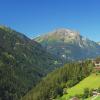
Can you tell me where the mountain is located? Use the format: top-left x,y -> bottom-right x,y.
35,28 -> 100,63
0,26 -> 59,100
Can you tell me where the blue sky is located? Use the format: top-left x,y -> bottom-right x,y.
0,0 -> 100,41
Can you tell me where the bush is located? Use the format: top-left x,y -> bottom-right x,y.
83,88 -> 89,98
97,87 -> 100,93
75,94 -> 83,98
89,89 -> 94,96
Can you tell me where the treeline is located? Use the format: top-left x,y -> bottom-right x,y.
23,60 -> 93,100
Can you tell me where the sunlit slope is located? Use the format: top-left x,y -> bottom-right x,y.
61,74 -> 100,100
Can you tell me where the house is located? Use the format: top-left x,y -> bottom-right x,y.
92,90 -> 100,96
70,97 -> 79,100
92,60 -> 100,71
93,91 -> 98,96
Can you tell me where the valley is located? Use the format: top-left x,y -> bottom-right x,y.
0,26 -> 100,100
1,0 -> 100,100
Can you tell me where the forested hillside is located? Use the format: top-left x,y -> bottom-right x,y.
23,60 -> 93,100
0,26 -> 59,100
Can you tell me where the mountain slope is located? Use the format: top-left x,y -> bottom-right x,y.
35,28 -> 100,63
61,74 -> 100,100
22,60 -> 93,100
0,26 -> 59,100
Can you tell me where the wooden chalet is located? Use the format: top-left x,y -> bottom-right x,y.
92,60 -> 100,71
70,97 -> 79,100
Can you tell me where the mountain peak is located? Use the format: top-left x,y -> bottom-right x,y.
54,28 -> 80,37
55,28 -> 78,33
49,28 -> 80,36
37,28 -> 81,42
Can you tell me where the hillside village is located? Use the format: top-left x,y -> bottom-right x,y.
92,59 -> 100,71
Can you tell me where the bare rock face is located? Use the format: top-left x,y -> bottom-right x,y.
42,28 -> 80,41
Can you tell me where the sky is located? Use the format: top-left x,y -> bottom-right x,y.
0,0 -> 100,41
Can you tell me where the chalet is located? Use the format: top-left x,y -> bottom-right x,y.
93,91 -> 100,96
70,97 -> 79,100
93,91 -> 98,96
92,89 -> 100,96
92,60 -> 100,71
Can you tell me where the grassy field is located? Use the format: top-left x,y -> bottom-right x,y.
86,96 -> 100,100
92,96 -> 100,100
60,73 -> 100,100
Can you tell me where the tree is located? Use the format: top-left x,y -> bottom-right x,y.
83,88 -> 89,98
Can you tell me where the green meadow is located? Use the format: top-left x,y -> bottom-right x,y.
60,74 -> 100,100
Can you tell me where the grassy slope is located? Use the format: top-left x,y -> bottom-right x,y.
60,74 -> 100,100
86,96 -> 100,100
94,96 -> 100,100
